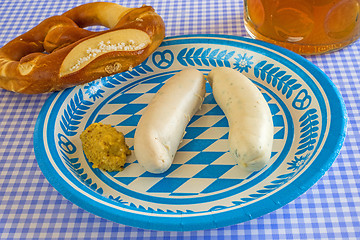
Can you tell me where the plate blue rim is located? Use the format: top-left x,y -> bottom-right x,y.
34,34 -> 347,231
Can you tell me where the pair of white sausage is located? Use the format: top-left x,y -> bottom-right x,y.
134,67 -> 273,173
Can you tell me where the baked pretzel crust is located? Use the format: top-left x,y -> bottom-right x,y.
0,2 -> 165,94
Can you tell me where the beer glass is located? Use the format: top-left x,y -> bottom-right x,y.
244,0 -> 360,54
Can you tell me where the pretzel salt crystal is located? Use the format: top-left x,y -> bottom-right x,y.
0,2 -> 165,94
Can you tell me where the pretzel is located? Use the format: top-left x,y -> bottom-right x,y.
0,2 -> 165,94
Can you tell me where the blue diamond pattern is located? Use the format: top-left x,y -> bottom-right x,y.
262,92 -> 272,102
188,115 -> 202,125
113,104 -> 147,115
185,152 -> 225,165
115,177 -> 137,185
220,132 -> 229,139
140,164 -> 182,178
273,115 -> 285,127
201,179 -> 244,193
212,117 -> 229,127
147,178 -> 189,193
179,139 -> 217,151
90,76 -> 287,196
95,114 -> 110,122
117,115 -> 141,126
274,128 -> 285,139
203,94 -> 217,104
146,83 -> 165,93
183,127 -> 208,139
124,129 -> 136,138
205,105 -> 224,115
193,165 -> 234,178
109,93 -> 142,104
269,102 -> 280,115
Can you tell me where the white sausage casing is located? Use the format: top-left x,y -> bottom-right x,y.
134,68 -> 206,173
207,67 -> 273,171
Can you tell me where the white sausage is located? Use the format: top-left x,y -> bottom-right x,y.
134,68 -> 206,173
207,67 -> 273,171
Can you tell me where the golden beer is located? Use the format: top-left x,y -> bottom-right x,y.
244,0 -> 360,54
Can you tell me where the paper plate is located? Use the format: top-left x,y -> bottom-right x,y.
34,34 -> 347,231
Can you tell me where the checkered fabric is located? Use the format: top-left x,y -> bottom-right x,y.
0,0 -> 359,239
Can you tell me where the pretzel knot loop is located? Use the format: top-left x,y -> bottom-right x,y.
0,2 -> 165,94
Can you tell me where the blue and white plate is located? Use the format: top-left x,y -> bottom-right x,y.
34,34 -> 347,231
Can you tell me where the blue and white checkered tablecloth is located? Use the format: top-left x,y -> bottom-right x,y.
0,0 -> 359,239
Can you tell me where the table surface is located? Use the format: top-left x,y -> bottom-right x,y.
0,0 -> 359,239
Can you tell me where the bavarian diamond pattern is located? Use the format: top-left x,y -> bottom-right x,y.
95,80 -> 284,196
